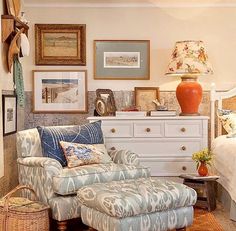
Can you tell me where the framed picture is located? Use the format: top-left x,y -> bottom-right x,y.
135,87 -> 160,111
95,89 -> 117,116
35,24 -> 86,65
2,95 -> 17,136
94,40 -> 150,80
33,70 -> 88,113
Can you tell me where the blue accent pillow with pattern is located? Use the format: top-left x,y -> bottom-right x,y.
37,121 -> 104,166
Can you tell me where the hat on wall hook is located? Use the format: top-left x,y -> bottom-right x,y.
7,28 -> 24,73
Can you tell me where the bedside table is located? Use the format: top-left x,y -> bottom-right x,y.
180,175 -> 219,211
88,116 -> 209,177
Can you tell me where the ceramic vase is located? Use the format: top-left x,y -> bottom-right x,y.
176,76 -> 202,116
198,162 -> 208,176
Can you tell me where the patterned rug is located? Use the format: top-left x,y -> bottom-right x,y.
51,209 -> 224,231
188,209 -> 224,231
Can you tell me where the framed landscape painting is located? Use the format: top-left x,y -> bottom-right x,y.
35,24 -> 86,65
2,95 -> 17,136
94,40 -> 150,80
33,70 -> 88,113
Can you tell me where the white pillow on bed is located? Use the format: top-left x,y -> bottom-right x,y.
218,109 -> 236,138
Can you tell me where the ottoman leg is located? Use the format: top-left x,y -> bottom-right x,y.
176,228 -> 186,231
57,221 -> 67,231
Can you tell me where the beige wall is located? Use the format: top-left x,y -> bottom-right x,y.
24,6 -> 236,91
0,0 -> 20,195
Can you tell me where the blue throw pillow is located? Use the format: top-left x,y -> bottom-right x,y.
37,121 -> 104,166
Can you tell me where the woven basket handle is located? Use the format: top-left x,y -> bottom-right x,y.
3,185 -> 38,213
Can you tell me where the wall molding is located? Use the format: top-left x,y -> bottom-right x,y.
23,1 -> 236,8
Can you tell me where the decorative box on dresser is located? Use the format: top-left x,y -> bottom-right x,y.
87,116 -> 209,176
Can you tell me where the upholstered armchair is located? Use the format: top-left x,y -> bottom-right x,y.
17,127 -> 150,230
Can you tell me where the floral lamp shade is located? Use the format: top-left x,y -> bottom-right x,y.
165,40 -> 213,76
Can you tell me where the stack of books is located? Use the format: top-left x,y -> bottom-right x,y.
116,111 -> 147,117
150,110 -> 176,117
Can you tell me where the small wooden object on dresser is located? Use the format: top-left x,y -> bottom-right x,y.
0,185 -> 50,231
180,175 -> 219,211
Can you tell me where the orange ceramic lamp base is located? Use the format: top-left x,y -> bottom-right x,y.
176,76 -> 202,116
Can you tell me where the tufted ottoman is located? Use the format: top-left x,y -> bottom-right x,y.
77,178 -> 197,231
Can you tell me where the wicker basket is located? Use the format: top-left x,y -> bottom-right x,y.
0,185 -> 50,231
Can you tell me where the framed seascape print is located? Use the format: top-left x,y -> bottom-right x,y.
35,24 -> 86,65
33,70 -> 88,113
135,87 -> 160,111
2,95 -> 17,136
94,40 -> 150,80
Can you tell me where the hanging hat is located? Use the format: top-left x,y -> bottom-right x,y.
13,0 -> 21,17
7,28 -> 24,73
20,33 -> 30,57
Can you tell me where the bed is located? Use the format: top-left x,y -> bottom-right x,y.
211,84 -> 236,220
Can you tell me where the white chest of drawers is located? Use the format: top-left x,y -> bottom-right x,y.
87,116 -> 209,176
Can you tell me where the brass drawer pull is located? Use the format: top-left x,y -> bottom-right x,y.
181,127 -> 186,132
146,128 -> 151,132
181,146 -> 186,151
182,166 -> 187,171
111,128 -> 116,133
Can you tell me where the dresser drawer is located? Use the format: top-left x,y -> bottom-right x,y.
133,121 -> 164,137
104,138 -> 202,157
101,121 -> 133,138
165,120 -> 202,137
140,158 -> 196,176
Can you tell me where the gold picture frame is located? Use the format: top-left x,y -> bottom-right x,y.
33,70 -> 88,113
134,87 -> 160,111
35,24 -> 86,65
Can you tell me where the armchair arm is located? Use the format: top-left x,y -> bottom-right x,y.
17,157 -> 63,204
17,157 -> 62,171
108,149 -> 140,166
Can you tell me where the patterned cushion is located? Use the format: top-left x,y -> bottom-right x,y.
108,149 -> 140,166
81,206 -> 194,231
77,178 -> 197,218
60,141 -> 112,168
52,163 -> 150,195
218,109 -> 236,137
37,121 -> 104,166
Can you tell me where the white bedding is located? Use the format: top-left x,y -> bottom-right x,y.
212,135 -> 236,202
